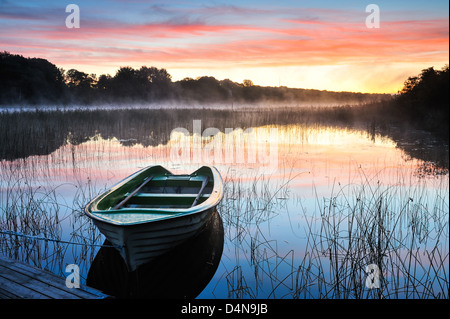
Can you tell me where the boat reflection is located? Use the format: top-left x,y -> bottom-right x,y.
86,210 -> 224,298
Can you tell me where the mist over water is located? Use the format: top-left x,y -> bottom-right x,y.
1,99 -> 382,113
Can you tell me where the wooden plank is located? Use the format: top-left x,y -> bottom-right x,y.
152,175 -> 206,182
0,272 -> 50,299
0,287 -> 19,299
113,175 -> 154,210
0,257 -> 83,298
0,255 -> 109,299
192,176 -> 209,207
132,193 -> 210,198
0,262 -> 83,299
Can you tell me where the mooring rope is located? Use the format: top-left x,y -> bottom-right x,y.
0,230 -> 122,249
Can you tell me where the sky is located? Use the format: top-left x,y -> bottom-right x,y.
0,0 -> 448,93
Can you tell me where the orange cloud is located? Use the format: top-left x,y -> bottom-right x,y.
1,6 -> 448,92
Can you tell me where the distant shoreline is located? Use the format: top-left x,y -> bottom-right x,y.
1,51 -> 388,106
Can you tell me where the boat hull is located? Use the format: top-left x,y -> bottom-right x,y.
93,206 -> 215,271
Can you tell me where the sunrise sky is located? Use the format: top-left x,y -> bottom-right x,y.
1,0 -> 448,93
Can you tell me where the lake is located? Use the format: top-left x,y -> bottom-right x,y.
0,107 -> 448,299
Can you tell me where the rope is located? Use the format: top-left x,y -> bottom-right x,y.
0,230 -> 122,249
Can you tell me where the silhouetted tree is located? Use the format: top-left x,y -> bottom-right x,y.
0,51 -> 65,104
137,66 -> 172,100
174,76 -> 230,102
106,66 -> 172,102
395,65 -> 449,137
96,74 -> 112,91
66,69 -> 95,89
64,68 -> 97,103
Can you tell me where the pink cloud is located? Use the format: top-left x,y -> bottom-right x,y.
1,15 -> 448,73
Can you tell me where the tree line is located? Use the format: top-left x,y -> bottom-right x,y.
0,51 -> 386,106
392,65 -> 449,136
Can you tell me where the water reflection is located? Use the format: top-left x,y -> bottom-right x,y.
0,108 -> 448,170
0,108 -> 448,299
86,210 -> 224,298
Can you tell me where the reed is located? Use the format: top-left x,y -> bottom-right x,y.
295,174 -> 449,299
0,164 -> 105,281
216,166 -> 301,298
214,163 -> 448,299
0,106 -> 447,299
1,105 -> 447,169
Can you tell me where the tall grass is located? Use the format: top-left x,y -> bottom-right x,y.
0,162 -> 105,280
214,165 -> 449,299
2,161 -> 446,298
295,176 -> 449,299
217,167 -> 298,298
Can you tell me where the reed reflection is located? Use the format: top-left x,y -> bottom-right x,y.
0,108 -> 447,170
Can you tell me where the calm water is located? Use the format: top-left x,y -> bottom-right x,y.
0,108 -> 448,299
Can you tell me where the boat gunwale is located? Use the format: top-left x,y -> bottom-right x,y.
84,165 -> 223,226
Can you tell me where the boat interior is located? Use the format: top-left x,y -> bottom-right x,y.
114,174 -> 213,210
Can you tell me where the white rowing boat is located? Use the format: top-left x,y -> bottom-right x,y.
84,165 -> 223,271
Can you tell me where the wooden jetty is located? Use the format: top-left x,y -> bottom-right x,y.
0,255 -> 109,299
